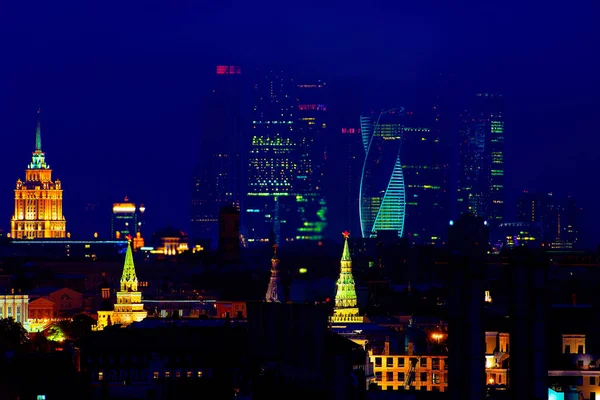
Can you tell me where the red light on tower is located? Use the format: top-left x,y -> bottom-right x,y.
216,65 -> 242,75
342,230 -> 350,239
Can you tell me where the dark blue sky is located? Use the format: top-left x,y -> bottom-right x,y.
1,1 -> 599,245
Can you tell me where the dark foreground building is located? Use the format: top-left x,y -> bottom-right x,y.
80,323 -> 246,400
79,303 -> 366,400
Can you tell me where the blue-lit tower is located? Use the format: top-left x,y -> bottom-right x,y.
359,109 -> 406,238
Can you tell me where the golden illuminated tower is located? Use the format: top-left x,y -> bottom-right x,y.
11,109 -> 66,239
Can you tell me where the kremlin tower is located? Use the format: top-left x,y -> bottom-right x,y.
265,244 -> 285,302
11,109 -> 66,239
330,231 -> 363,323
96,240 -> 147,330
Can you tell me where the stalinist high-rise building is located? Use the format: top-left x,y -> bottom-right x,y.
11,110 -> 66,239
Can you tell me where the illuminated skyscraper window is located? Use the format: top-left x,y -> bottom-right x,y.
458,93 -> 504,225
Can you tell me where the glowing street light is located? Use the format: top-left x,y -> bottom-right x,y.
431,333 -> 444,343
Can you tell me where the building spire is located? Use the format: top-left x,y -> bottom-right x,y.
265,244 -> 284,302
342,230 -> 351,261
120,241 -> 138,292
35,107 -> 42,152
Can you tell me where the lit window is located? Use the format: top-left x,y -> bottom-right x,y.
187,371 -> 192,378
98,372 -> 103,381
176,371 -> 181,378
153,372 -> 159,379
197,371 -> 203,378
165,371 -> 170,378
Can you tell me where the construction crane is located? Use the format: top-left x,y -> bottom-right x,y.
404,356 -> 421,390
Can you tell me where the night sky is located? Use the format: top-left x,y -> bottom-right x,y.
1,1 -> 599,245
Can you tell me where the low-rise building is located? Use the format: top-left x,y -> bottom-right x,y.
549,333 -> 600,400
0,293 -> 29,323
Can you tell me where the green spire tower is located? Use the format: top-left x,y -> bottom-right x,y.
96,240 -> 147,330
36,107 -> 42,151
120,241 -> 138,292
331,231 -> 363,323
28,108 -> 48,170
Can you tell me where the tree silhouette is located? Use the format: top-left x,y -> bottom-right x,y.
69,314 -> 95,341
0,317 -> 28,353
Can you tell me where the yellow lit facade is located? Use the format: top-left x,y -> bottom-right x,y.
549,334 -> 600,400
370,331 -> 509,392
0,294 -> 29,324
11,111 -> 66,239
370,354 -> 448,391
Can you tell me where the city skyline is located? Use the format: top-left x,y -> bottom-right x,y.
1,2 -> 598,248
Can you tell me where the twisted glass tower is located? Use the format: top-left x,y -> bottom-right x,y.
359,109 -> 406,238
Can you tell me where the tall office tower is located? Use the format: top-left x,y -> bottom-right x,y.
11,110 -> 66,239
401,110 -> 448,246
359,109 -> 406,239
336,126 -> 363,235
245,70 -> 297,245
291,81 -> 329,242
327,81 -> 365,237
552,195 -> 583,249
458,93 -> 505,225
111,197 -> 145,248
516,191 -> 583,249
516,190 -> 555,241
191,65 -> 244,248
447,214 -> 489,400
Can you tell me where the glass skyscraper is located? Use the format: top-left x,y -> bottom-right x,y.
359,109 -> 406,238
457,93 -> 504,225
292,81 -> 329,242
191,65 -> 245,248
245,70 -> 297,245
244,71 -> 329,246
401,110 -> 448,246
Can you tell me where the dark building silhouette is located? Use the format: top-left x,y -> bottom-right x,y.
508,247 -> 548,400
446,214 -> 488,400
218,205 -> 240,263
246,301 -> 366,399
191,65 -> 245,248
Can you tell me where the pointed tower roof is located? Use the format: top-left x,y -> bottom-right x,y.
120,241 -> 138,291
341,231 -> 351,261
35,108 -> 42,152
28,108 -> 48,170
